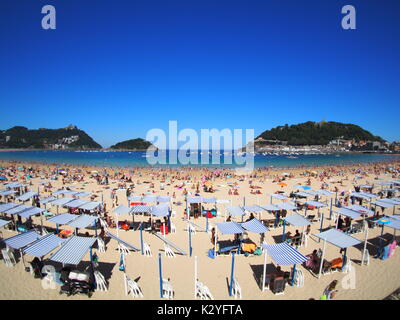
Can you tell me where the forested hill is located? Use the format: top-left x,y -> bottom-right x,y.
110,138 -> 153,150
256,121 -> 385,145
0,125 -> 102,149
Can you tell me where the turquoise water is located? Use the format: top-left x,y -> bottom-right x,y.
0,150 -> 399,168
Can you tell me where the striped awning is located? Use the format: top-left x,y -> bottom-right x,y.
284,213 -> 311,226
151,204 -> 170,217
49,236 -> 97,265
0,190 -> 16,196
113,205 -> 131,215
305,200 -> 326,208
67,214 -> 98,229
262,242 -> 308,266
187,196 -> 203,204
380,198 -> 400,205
79,201 -> 101,211
4,204 -> 31,215
0,219 -> 11,228
64,199 -> 89,208
157,196 -> 171,203
316,190 -> 333,196
106,232 -> 139,251
314,228 -> 361,249
359,191 -> 377,198
202,197 -> 217,203
23,234 -> 66,257
128,195 -> 143,202
372,200 -> 394,209
16,191 -> 38,202
336,208 -> 361,219
47,213 -> 77,225
216,222 -> 244,235
142,195 -> 157,203
295,192 -> 312,198
226,206 -> 245,217
19,207 -> 44,218
270,194 -> 288,200
3,230 -> 42,250
74,192 -> 91,198
49,197 -> 74,206
4,182 -> 25,188
276,202 -> 297,211
241,218 -> 268,233
345,204 -> 374,215
130,205 -> 152,214
242,205 -> 263,212
39,196 -> 57,204
259,204 -> 280,211
0,203 -> 19,213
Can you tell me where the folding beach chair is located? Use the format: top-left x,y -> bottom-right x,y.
94,270 -> 108,292
231,278 -> 242,299
97,238 -> 106,253
164,244 -> 175,258
143,242 -> 152,257
124,273 -> 144,298
196,281 -> 214,300
170,222 -> 176,234
1,248 -> 16,267
118,243 -> 130,256
162,278 -> 174,299
99,218 -> 109,231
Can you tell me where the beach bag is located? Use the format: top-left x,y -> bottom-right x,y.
254,248 -> 262,256
208,249 -> 215,259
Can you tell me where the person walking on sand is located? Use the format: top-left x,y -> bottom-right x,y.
321,280 -> 338,300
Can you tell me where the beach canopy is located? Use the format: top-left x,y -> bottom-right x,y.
262,242 -> 308,266
53,190 -> 77,196
241,218 -> 268,233
130,205 -> 152,214
226,206 -> 245,217
23,234 -> 66,258
314,228 -> 361,249
0,219 -> 11,228
336,208 -> 361,219
345,204 -> 374,215
128,195 -> 142,202
16,191 -> 38,202
49,197 -> 74,206
141,195 -> 158,203
4,204 -> 31,215
4,182 -> 25,189
276,202 -> 297,211
0,190 -> 16,196
380,198 -> 400,205
187,196 -> 203,204
39,196 -> 57,204
316,190 -> 333,196
259,204 -> 280,211
372,200 -> 394,209
49,236 -> 97,265
64,199 -> 89,208
19,207 -> 44,219
305,201 -> 326,208
202,197 -> 217,203
67,214 -> 98,229
3,230 -> 42,250
47,213 -> 77,225
151,204 -> 170,217
242,205 -> 263,212
0,203 -> 19,213
215,222 -> 244,235
295,192 -> 312,198
270,194 -> 288,200
79,201 -> 101,211
106,232 -> 140,251
74,192 -> 91,198
284,213 -> 311,226
113,205 -> 131,215
157,196 -> 171,203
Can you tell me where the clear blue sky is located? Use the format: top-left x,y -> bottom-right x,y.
0,0 -> 399,147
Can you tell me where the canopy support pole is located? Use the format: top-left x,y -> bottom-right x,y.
318,239 -> 326,279
158,253 -> 163,298
140,222 -> 144,255
229,252 -> 235,297
319,212 -> 324,243
194,256 -> 197,299
262,248 -> 267,292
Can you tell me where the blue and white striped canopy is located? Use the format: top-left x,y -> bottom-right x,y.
380,198 -> 400,205
19,207 -> 44,218
4,182 -> 25,189
202,197 -> 217,203
0,219 -> 11,228
0,190 -> 16,196
79,201 -> 101,211
304,190 -> 320,196
53,190 -> 75,196
157,196 -> 171,203
40,196 -> 56,204
142,195 -> 158,203
385,219 -> 400,231
107,232 -> 139,251
270,194 -> 288,200
359,191 -> 377,198
242,205 -> 263,212
336,208 -> 361,219
130,205 -> 152,213
295,192 -> 312,198
187,196 -> 203,204
259,204 -> 280,211
47,213 -> 77,225
241,218 -> 268,233
16,191 -> 38,202
372,200 -> 393,209
226,206 -> 245,217
276,202 -> 297,211
113,205 -> 131,215
262,242 -> 308,266
49,197 -> 74,206
3,230 -> 42,250
316,190 -> 333,196
305,200 -> 326,208
0,203 -> 19,213
23,234 -> 66,257
216,222 -> 244,235
74,192 -> 91,198
64,199 -> 89,208
151,204 -> 170,217
128,195 -> 143,202
345,204 -> 374,215
67,214 -> 98,229
49,236 -> 97,265
284,213 -> 311,226
5,204 -> 31,215
314,228 -> 361,248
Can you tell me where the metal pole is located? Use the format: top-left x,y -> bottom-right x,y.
229,252 -> 235,297
262,249 -> 267,291
291,264 -> 297,286
318,239 -> 326,279
282,221 -> 286,241
189,223 -> 192,257
361,226 -> 369,266
329,198 -> 333,220
206,214 -> 209,233
319,212 -> 324,243
158,253 -> 163,298
194,256 -> 197,299
140,222 -> 144,255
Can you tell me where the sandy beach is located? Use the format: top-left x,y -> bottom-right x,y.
0,160 -> 399,300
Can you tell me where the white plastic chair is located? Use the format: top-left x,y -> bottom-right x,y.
170,222 -> 176,234
293,269 -> 304,287
1,248 -> 16,267
97,238 -> 106,253
143,242 -> 152,257
42,265 -> 56,286
99,218 -> 109,231
164,244 -> 175,258
189,224 -> 196,235
196,281 -> 214,300
124,273 -> 144,298
94,270 -> 108,291
342,259 -> 352,273
118,243 -> 130,256
162,278 -> 174,299
231,278 -> 242,299
362,249 -> 370,266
